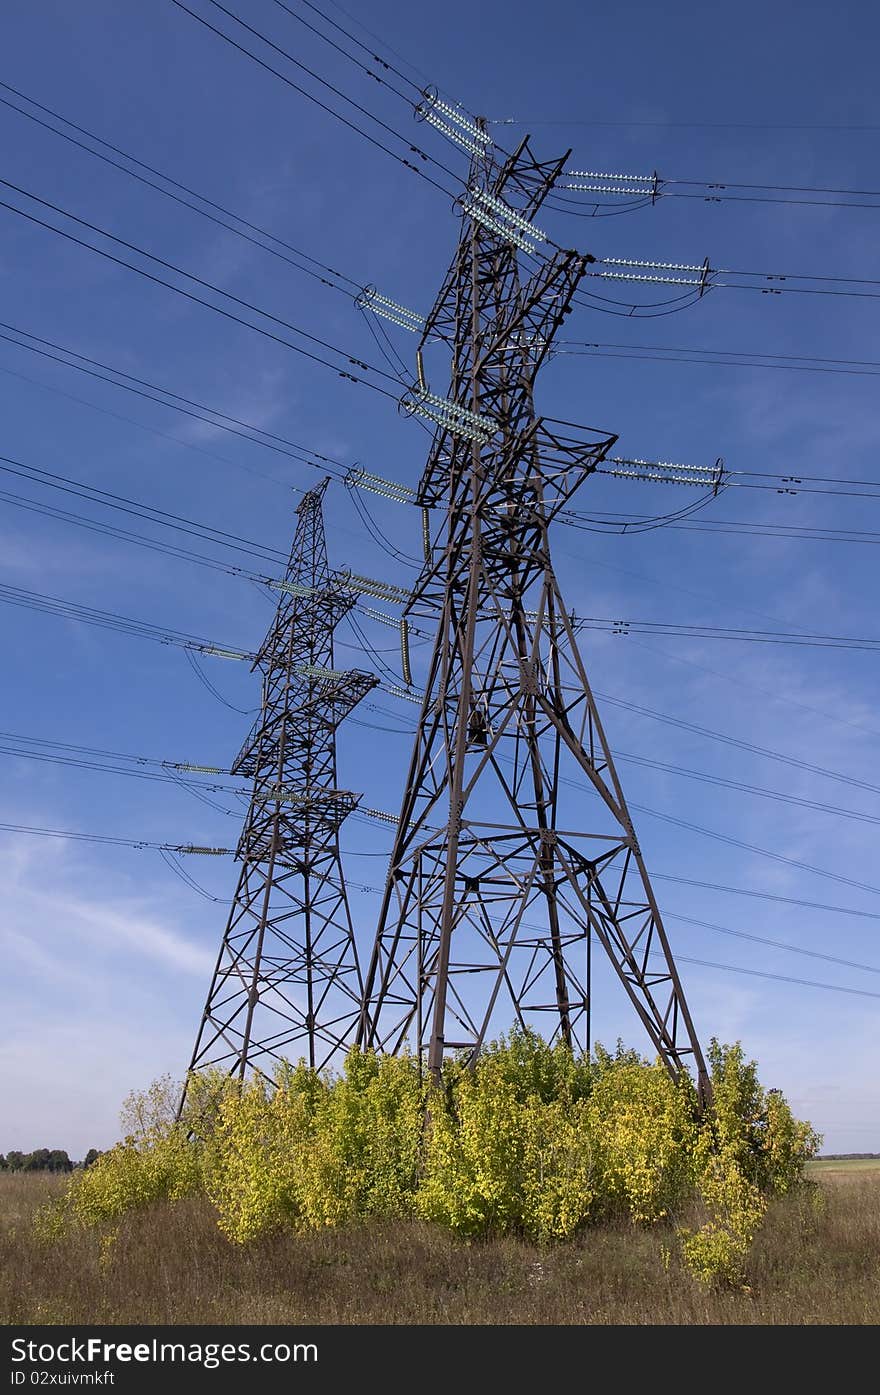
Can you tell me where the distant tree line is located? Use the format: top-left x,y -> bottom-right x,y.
0,1149 -> 102,1172
819,1152 -> 880,1160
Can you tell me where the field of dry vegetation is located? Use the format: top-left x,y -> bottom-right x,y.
1,1163 -> 878,1325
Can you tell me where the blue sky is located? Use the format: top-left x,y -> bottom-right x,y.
1,0 -> 879,1157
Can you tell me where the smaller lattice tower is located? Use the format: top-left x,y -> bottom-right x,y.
182,479 -> 377,1094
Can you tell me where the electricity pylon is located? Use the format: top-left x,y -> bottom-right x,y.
182,479 -> 377,1095
357,134 -> 710,1102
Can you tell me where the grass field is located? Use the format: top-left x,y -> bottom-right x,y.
1,1167 -> 878,1325
806,1158 -> 880,1175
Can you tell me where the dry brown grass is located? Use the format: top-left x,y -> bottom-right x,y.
1,1169 -> 878,1324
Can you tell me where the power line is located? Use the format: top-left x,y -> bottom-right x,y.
631,801 -> 880,899
9,88 -> 875,373
200,4 -> 880,245
549,245 -> 880,315
347,871 -> 880,995
267,0 -> 420,102
0,819 -> 232,855
7,713 -> 880,863
378,676 -> 880,812
651,952 -> 880,1001
0,729 -> 250,815
10,459 -> 877,836
9,458 -> 880,659
315,0 -> 438,96
495,116 -> 880,133
489,746 -> 880,902
0,737 -> 245,796
592,458 -> 880,501
8,14 -> 879,1045
182,0 -> 880,303
574,615 -> 880,653
721,263 -> 880,286
0,483 -> 272,582
0,81 -> 361,296
84,6 -> 880,319
718,277 -> 880,300
0,484 -> 416,670
11,464 -> 874,818
736,468 -> 880,488
614,750 -> 880,828
0,452 -> 289,565
0,452 -> 420,673
553,338 -> 880,380
0,179 -> 402,401
0,320 -> 354,480
613,631 -> 880,747
184,647 -> 256,715
567,270 -> 880,321
557,190 -> 880,214
11,558 -> 875,903
0,506 -> 413,691
340,870 -> 880,980
0,357 -> 296,493
10,438 -> 880,836
256,4 -> 880,230
654,874 -> 880,921
7,322 -> 880,560
560,507 -> 880,546
0,728 -> 213,768
552,170 -> 880,213
374,688 -> 880,906
348,485 -> 421,566
7,805 -> 879,938
5,804 -> 879,996
11,317 -> 880,560
592,689 -> 880,799
344,609 -> 400,684
159,847 -> 225,901
561,544 -> 880,689
0,579 -> 247,655
665,911 -> 880,977
169,0 -> 458,198
200,0 -> 456,175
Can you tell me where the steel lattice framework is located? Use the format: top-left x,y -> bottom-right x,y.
358,135 -> 710,1102
183,479 -> 377,1091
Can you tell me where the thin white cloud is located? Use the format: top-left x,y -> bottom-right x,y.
0,829 -> 212,978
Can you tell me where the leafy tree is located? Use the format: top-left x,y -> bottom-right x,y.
24,1149 -> 52,1171
2,1148 -> 75,1172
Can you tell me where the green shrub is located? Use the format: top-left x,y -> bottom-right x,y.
297,1050 -> 425,1227
418,1056 -> 530,1236
38,1031 -> 820,1285
35,1076 -> 211,1240
206,1069 -> 318,1242
674,1042 -> 821,1284
206,1051 -> 426,1240
679,1142 -> 768,1286
584,1051 -> 699,1224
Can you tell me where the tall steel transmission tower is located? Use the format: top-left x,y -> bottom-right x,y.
183,479 -> 377,1090
358,134 -> 710,1102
